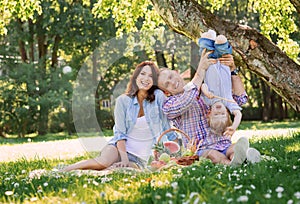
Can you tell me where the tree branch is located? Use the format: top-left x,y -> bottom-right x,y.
151,0 -> 300,111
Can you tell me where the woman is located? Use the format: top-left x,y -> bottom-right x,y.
62,61 -> 176,171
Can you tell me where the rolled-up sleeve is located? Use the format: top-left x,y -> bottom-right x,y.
111,95 -> 129,144
162,83 -> 199,120
233,92 -> 248,106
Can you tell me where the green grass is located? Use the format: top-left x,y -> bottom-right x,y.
0,131 -> 299,203
239,119 -> 300,130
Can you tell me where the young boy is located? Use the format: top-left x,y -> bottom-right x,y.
198,30 -> 242,137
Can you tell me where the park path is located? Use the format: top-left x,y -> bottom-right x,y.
0,128 -> 297,162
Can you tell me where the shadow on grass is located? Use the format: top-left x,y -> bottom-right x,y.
239,119 -> 300,130
0,129 -> 113,145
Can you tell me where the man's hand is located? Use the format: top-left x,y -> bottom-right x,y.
198,49 -> 215,71
218,54 -> 235,71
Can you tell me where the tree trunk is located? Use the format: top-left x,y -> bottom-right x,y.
277,95 -> 284,121
190,41 -> 199,78
261,80 -> 271,121
150,0 -> 300,112
51,34 -> 62,67
17,19 -> 28,62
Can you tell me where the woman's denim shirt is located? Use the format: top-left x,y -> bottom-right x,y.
108,89 -> 176,146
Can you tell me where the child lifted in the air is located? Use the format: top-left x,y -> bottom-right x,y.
198,29 -> 242,137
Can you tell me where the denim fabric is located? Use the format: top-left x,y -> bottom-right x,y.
214,42 -> 232,58
108,89 -> 176,146
127,152 -> 147,169
198,38 -> 232,59
198,38 -> 216,58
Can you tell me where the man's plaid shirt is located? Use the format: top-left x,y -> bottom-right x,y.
162,82 -> 248,152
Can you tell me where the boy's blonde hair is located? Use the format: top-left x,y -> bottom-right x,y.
208,111 -> 232,135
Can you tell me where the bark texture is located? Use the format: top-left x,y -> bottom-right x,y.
151,0 -> 300,111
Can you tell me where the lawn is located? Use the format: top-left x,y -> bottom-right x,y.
0,123 -> 299,203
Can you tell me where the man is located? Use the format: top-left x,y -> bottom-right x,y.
158,49 -> 260,166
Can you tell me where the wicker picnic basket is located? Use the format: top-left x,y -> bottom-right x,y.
154,128 -> 200,166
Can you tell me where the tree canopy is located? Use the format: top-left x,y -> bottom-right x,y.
90,0 -> 300,111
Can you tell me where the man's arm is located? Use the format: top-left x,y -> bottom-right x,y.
191,49 -> 214,89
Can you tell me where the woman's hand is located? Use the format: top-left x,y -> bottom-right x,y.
111,161 -> 131,168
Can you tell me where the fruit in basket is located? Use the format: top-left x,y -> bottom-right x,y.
163,141 -> 180,154
150,160 -> 167,170
159,153 -> 171,163
182,149 -> 194,156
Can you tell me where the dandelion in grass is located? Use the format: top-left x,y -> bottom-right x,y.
100,192 -> 105,198
13,182 -> 19,188
157,181 -> 163,187
30,197 -> 38,202
189,192 -> 199,199
171,182 -> 178,189
276,186 -> 284,198
234,185 -> 243,190
5,191 -> 13,196
101,177 -> 112,183
155,195 -> 161,199
93,180 -> 99,186
237,195 -> 248,202
166,192 -> 172,198
264,193 -> 271,199
294,191 -> 300,199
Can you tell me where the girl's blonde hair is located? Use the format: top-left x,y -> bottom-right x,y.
208,110 -> 232,135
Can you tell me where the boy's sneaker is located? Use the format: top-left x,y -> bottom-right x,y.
230,137 -> 249,167
246,147 -> 261,164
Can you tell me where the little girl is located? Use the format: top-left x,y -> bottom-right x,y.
198,30 -> 242,137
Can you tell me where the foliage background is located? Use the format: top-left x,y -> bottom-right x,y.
0,0 -> 299,137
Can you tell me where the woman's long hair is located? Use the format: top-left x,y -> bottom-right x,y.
125,61 -> 159,102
